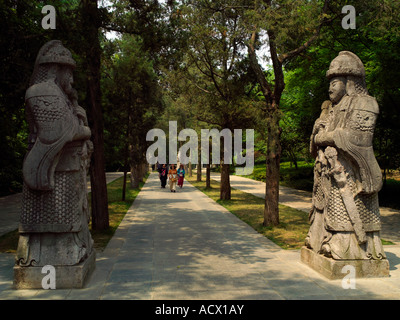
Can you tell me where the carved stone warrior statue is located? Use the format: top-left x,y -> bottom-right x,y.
302,51 -> 389,278
14,40 -> 95,288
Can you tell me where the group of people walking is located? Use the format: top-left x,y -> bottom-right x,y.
157,163 -> 185,192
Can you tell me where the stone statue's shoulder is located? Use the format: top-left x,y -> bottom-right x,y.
352,94 -> 379,114
25,81 -> 64,101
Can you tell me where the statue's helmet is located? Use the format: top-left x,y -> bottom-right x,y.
326,51 -> 365,79
35,40 -> 76,69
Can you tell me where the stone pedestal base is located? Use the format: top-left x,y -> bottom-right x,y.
13,250 -> 96,289
300,246 -> 389,280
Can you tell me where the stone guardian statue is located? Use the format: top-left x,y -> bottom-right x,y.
301,51 -> 389,279
14,40 -> 96,289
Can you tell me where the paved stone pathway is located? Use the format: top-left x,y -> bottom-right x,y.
0,193 -> 21,237
1,173 -> 400,300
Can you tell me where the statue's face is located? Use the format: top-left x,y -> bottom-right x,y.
329,77 -> 346,104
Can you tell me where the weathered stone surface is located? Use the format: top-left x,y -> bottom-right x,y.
300,247 -> 389,280
14,40 -> 95,289
303,51 -> 389,278
13,250 -> 96,289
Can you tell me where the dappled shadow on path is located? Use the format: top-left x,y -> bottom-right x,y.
380,213 -> 400,243
91,173 -> 400,300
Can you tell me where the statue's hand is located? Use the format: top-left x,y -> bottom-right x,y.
314,131 -> 334,146
312,119 -> 327,136
74,105 -> 89,126
74,125 -> 91,141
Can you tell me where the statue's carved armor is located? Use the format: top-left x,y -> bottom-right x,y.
306,51 -> 386,261
16,41 -> 93,267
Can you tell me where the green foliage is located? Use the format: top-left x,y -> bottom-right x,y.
279,161 -> 314,191
0,0 -> 96,195
1,0 -> 400,203
102,34 -> 164,171
0,1 -> 47,195
283,0 -> 400,174
160,0 -> 261,173
238,161 -> 314,192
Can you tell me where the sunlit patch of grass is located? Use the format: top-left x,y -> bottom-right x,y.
0,229 -> 18,253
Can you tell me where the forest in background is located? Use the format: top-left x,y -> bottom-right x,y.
1,0 -> 400,228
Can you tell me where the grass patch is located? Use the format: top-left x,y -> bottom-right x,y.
381,239 -> 396,245
236,161 -> 315,192
279,161 -> 315,191
187,174 -> 309,249
0,229 -> 19,253
0,173 -> 148,254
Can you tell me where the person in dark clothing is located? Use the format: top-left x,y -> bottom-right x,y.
158,164 -> 168,188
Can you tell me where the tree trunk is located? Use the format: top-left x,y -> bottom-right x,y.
206,163 -> 211,188
141,162 -> 148,180
220,163 -> 231,200
264,108 -> 281,226
130,164 -> 141,189
188,161 -> 192,177
248,29 -> 284,227
122,140 -> 128,201
122,170 -> 127,201
82,0 -> 109,231
122,123 -> 129,201
206,142 -> 211,188
246,0 -> 327,226
289,150 -> 298,170
139,162 -> 146,182
197,145 -> 202,182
